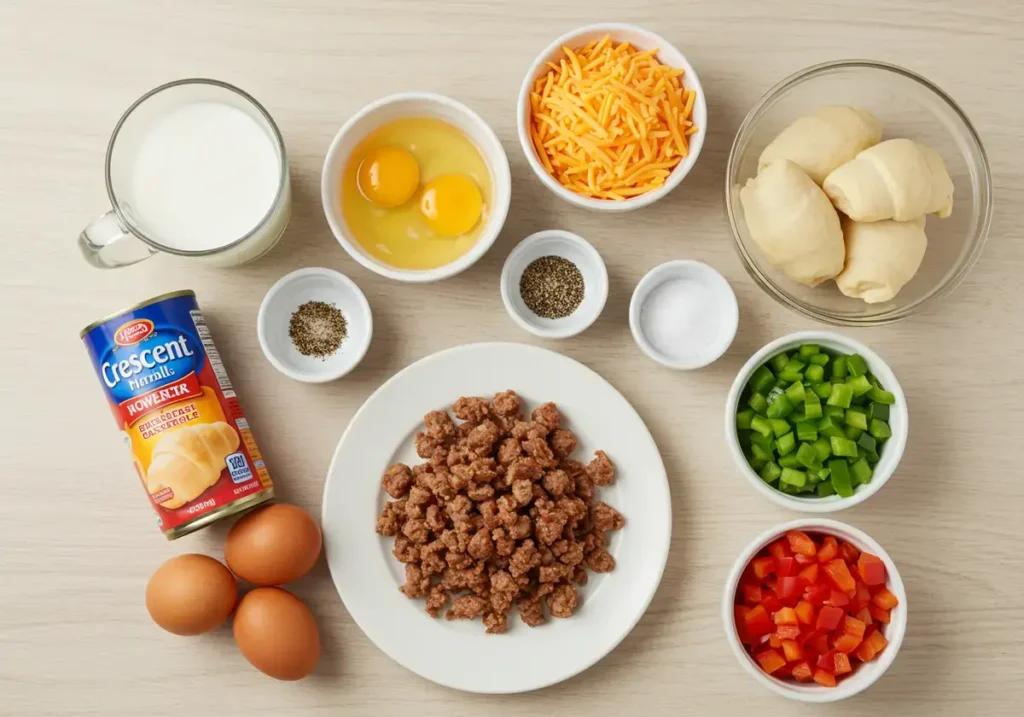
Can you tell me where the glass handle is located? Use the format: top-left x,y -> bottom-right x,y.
78,210 -> 156,268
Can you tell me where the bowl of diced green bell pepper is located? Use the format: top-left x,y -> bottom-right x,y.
725,332 -> 907,512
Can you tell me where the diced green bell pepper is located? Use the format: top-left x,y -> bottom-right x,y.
816,467 -> 831,482
828,458 -> 854,497
796,442 -> 822,470
857,433 -> 877,454
781,467 -> 807,488
851,457 -> 873,484
776,431 -> 797,456
748,392 -> 769,415
830,435 -> 859,458
750,431 -> 774,451
831,355 -> 848,379
759,461 -> 782,484
751,443 -> 774,462
798,344 -> 821,358
869,418 -> 892,440
736,409 -> 754,430
845,408 -> 868,431
785,380 -> 806,403
846,354 -> 869,378
817,481 -> 837,497
858,444 -> 880,464
769,418 -> 791,438
846,374 -> 873,397
750,415 -> 773,438
812,438 -> 832,461
814,382 -> 833,399
783,359 -> 806,373
824,404 -> 845,419
749,456 -> 768,471
844,425 -> 864,441
771,352 -> 790,373
817,416 -> 846,439
778,453 -> 801,469
867,386 -> 896,404
749,365 -> 776,395
808,353 -> 830,366
779,369 -> 804,383
796,419 -> 818,443
804,364 -> 825,384
766,394 -> 794,419
869,402 -> 890,421
804,391 -> 822,419
827,383 -> 854,408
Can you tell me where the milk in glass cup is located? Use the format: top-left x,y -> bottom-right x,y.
79,79 -> 291,268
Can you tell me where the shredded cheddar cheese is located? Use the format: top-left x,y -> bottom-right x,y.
529,35 -> 699,201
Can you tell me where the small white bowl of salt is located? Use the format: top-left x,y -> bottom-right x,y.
629,260 -> 738,370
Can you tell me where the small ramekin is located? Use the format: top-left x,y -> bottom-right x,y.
257,267 -> 372,383
321,92 -> 511,282
499,230 -> 608,339
725,331 -> 907,512
722,518 -> 907,702
517,23 -> 707,212
629,260 -> 738,369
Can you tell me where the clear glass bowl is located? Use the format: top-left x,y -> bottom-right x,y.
726,60 -> 992,325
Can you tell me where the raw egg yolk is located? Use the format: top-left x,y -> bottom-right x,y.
420,174 -> 483,237
356,147 -> 420,208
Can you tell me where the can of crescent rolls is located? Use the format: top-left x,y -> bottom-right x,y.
80,290 -> 274,539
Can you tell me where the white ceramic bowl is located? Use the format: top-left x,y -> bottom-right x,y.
257,267 -> 372,383
321,92 -> 511,282
725,331 -> 907,512
517,23 -> 707,212
500,229 -> 608,339
722,518 -> 907,702
629,260 -> 738,369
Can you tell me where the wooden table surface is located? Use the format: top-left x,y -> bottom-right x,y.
2,1 -> 1022,714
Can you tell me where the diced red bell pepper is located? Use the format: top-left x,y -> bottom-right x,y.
816,650 -> 837,672
777,576 -> 803,602
857,552 -> 887,586
744,604 -> 775,638
755,648 -> 787,675
855,606 -> 873,625
741,583 -> 763,604
813,669 -> 837,687
791,660 -> 813,682
794,552 -> 816,565
794,600 -> 816,626
769,540 -> 792,561
781,638 -> 804,662
815,605 -> 845,631
787,530 -> 818,557
775,556 -> 798,577
872,587 -> 899,610
774,606 -> 799,626
804,583 -> 831,606
774,661 -> 795,678
854,629 -> 889,662
850,580 -> 872,611
769,633 -> 782,648
869,604 -> 891,624
760,593 -> 783,614
807,631 -> 830,656
827,588 -> 850,607
798,563 -> 820,584
823,558 -> 857,592
735,605 -> 753,644
752,556 -> 775,579
817,536 -> 839,564
833,651 -> 852,675
775,625 -> 801,640
833,632 -> 863,654
839,540 -> 860,563
843,614 -> 867,638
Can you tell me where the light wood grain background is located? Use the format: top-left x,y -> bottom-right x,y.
2,1 -> 1022,715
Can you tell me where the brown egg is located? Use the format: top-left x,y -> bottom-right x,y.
225,503 -> 322,585
145,554 -> 237,636
233,587 -> 320,680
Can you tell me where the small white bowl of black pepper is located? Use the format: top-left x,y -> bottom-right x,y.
500,229 -> 608,339
257,267 -> 373,383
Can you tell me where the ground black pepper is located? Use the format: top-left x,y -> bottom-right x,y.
519,255 -> 585,319
289,301 -> 348,359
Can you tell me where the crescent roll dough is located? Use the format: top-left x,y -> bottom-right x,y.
758,106 -> 882,186
146,422 -> 240,509
740,159 -> 846,287
823,139 -> 953,221
836,216 -> 928,304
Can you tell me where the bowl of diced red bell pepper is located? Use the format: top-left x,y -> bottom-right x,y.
723,519 -> 906,702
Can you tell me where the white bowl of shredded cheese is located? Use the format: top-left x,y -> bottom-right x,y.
517,23 -> 707,212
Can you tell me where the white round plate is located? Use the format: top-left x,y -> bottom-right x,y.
322,342 -> 671,693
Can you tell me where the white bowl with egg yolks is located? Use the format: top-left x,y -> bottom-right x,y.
322,93 -> 511,283
517,23 -> 707,212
